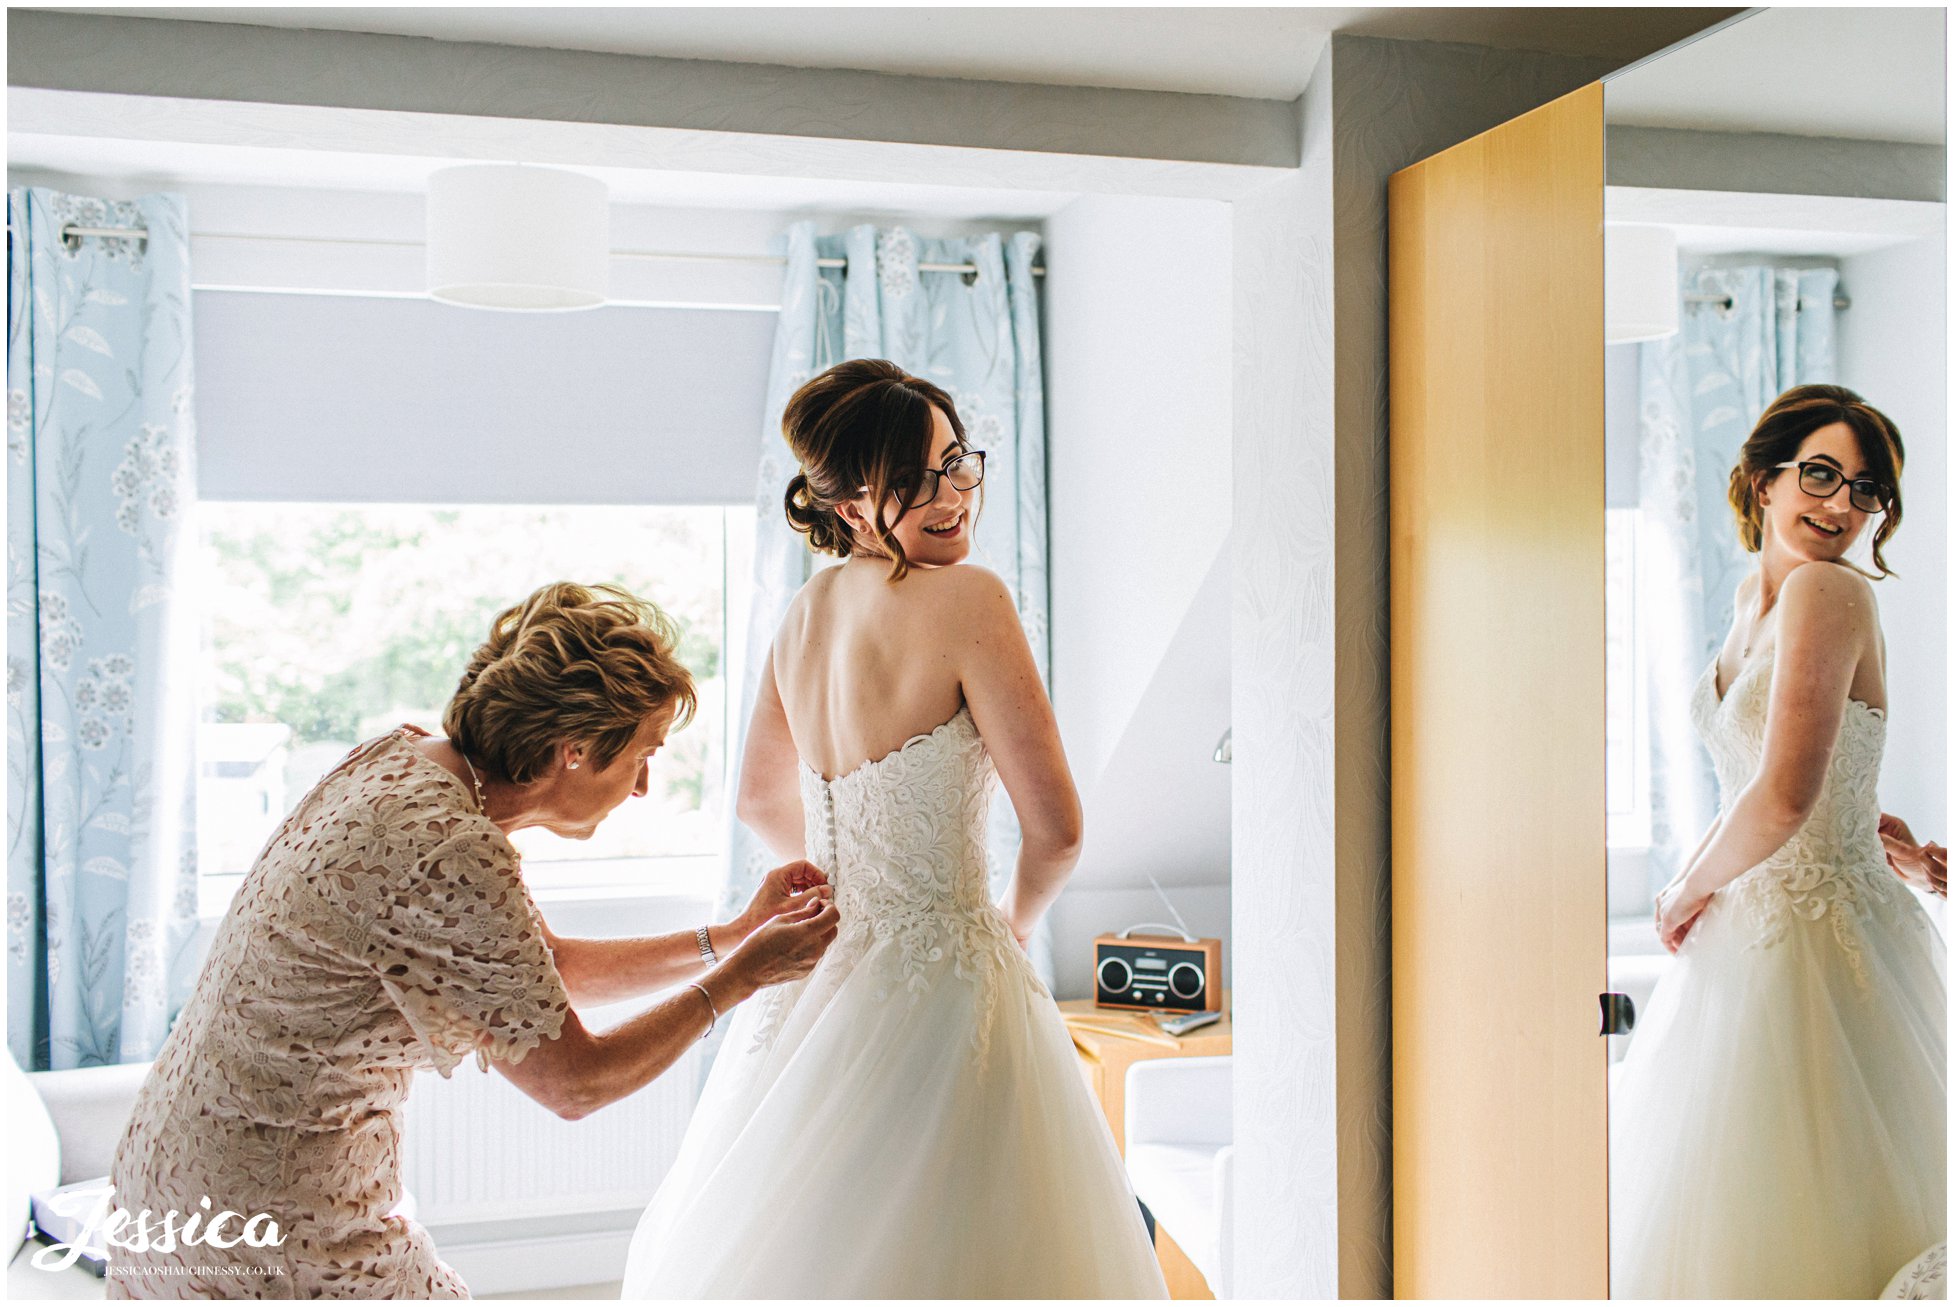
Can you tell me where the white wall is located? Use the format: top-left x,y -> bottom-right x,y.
1838,229 -> 1949,836
1042,193 -> 1234,999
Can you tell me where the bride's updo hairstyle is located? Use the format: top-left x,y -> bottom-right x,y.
1729,383 -> 1905,578
782,358 -> 971,582
444,581 -> 696,784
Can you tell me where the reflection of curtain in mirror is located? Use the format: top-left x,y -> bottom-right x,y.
726,220 -> 1052,982
1635,265 -> 1839,900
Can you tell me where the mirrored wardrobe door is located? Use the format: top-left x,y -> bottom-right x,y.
1604,8 -> 1948,1299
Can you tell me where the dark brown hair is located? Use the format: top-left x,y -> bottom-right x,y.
781,359 -> 970,582
1729,383 -> 1905,578
444,582 -> 697,784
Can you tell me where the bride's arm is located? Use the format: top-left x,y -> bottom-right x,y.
951,569 -> 1084,943
735,646 -> 808,862
1658,563 -> 1873,946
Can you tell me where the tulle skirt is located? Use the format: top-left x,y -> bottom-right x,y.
1610,875 -> 1946,1298
622,918 -> 1168,1299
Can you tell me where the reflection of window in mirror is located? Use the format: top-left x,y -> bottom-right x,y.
1603,343 -> 1656,937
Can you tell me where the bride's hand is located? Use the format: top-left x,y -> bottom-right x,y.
735,861 -> 832,939
1881,813 -> 1948,897
994,890 -> 1036,951
1654,879 -> 1711,953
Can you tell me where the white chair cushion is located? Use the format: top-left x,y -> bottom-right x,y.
1882,1244 -> 1947,1299
28,1063 -> 151,1186
1127,1142 -> 1225,1293
4,1052 -> 62,1258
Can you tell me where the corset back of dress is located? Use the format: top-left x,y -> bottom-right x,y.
1690,652 -> 1896,949
799,706 -> 997,930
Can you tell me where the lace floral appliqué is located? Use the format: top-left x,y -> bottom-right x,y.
745,707 -> 1044,1061
1691,654 -> 1902,987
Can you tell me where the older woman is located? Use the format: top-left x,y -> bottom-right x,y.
106,582 -> 837,1299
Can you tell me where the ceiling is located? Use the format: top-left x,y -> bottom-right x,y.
1606,7 -> 1947,145
55,7 -> 1743,101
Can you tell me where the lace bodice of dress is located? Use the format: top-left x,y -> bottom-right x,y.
1690,650 -> 1898,976
801,706 -> 997,926
783,705 -> 1038,1045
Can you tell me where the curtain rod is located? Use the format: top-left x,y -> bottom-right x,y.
1685,291 -> 1852,311
56,224 -> 1046,277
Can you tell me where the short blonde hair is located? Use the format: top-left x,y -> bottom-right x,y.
443,582 -> 697,784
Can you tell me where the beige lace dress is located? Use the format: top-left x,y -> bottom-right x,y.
107,727 -> 570,1299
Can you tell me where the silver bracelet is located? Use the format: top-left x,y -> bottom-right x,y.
688,981 -> 718,1040
695,923 -> 718,966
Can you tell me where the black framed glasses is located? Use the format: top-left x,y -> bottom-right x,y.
1774,460 -> 1890,514
867,449 -> 987,509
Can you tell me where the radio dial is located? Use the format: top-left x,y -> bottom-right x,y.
1097,956 -> 1134,995
1168,962 -> 1204,1001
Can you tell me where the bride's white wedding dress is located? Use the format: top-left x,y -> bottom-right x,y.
622,706 -> 1168,1298
1610,652 -> 1946,1298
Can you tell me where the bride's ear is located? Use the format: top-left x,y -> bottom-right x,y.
833,497 -> 874,537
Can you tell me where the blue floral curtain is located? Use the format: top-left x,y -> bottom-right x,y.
729,221 -> 1052,977
7,189 -> 201,1069
1635,263 -> 1838,898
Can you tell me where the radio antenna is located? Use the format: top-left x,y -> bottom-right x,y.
1147,874 -> 1196,941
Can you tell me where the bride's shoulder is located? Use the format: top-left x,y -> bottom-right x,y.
914,563 -> 1013,610
1782,559 -> 1876,600
1780,560 -> 1879,630
903,565 -> 1019,644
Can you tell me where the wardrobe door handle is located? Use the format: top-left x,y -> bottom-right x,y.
1599,992 -> 1637,1037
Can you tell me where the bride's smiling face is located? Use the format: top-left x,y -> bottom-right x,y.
1757,421 -> 1885,567
839,406 -> 978,569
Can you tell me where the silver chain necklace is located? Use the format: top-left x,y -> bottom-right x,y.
458,750 -> 489,816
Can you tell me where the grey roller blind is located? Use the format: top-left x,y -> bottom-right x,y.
193,292 -> 774,505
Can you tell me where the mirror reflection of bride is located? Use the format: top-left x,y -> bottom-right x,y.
1609,385 -> 1945,1298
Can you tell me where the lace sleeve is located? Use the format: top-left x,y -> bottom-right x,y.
365,822 -> 571,1077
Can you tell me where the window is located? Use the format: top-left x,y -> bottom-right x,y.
1606,505 -> 1661,922
1604,506 -> 1652,850
194,502 -> 755,915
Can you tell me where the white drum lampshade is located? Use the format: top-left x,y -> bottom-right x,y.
1605,223 -> 1680,343
426,165 -> 609,310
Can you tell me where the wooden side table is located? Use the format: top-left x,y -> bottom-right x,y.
1059,994 -> 1232,1300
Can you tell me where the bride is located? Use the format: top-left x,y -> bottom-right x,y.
1610,385 -> 1945,1298
622,360 -> 1168,1298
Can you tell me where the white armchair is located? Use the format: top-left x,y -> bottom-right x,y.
1124,1055 -> 1232,1299
6,1055 -> 151,1300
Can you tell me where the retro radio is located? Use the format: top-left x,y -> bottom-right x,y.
1092,928 -> 1222,1013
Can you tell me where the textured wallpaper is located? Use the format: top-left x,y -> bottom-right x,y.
1230,75 -> 1338,1300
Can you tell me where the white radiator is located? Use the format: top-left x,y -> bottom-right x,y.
400,1048 -> 701,1224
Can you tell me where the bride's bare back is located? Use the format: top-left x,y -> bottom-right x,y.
736,557 -> 1082,941
774,561 -> 977,780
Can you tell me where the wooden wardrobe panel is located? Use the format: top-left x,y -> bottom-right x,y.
1388,83 -> 1609,1298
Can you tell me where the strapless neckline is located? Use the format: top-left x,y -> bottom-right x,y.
802,704 -> 975,786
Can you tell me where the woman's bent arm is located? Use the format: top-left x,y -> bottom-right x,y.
542,925 -> 743,1008
735,647 -> 808,861
954,569 -> 1083,942
1684,563 -> 1871,900
496,897 -> 837,1118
